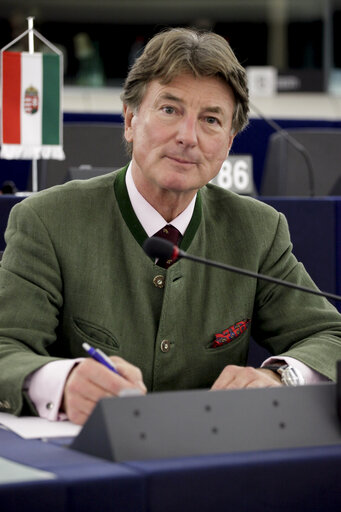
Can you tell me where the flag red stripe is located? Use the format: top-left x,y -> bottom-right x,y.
2,52 -> 21,143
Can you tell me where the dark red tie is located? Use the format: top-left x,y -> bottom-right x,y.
153,225 -> 182,268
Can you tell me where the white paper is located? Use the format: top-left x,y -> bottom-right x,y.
0,456 -> 56,484
0,412 -> 81,439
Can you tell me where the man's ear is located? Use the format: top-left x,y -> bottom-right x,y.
226,132 -> 236,158
123,104 -> 134,143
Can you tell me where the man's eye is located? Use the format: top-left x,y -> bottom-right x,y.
206,116 -> 219,125
162,106 -> 175,114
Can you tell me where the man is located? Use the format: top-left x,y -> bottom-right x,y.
0,28 -> 340,425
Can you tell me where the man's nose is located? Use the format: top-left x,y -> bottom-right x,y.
176,116 -> 198,147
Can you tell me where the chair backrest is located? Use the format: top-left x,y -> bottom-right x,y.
261,129 -> 341,196
37,123 -> 127,190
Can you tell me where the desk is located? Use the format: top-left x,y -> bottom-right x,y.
127,446 -> 341,512
0,429 -> 144,512
1,428 -> 341,512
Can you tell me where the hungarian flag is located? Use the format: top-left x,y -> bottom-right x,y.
1,51 -> 65,160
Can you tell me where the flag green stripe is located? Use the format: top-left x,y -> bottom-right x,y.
42,54 -> 60,145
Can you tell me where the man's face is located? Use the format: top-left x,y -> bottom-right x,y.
124,73 -> 236,202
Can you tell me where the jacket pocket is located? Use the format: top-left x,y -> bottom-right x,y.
206,319 -> 251,350
72,317 -> 119,350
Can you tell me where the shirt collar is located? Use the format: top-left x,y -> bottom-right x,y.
125,162 -> 196,238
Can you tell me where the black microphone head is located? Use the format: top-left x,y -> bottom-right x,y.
143,237 -> 175,259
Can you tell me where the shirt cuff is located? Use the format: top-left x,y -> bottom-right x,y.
24,359 -> 83,421
261,356 -> 330,384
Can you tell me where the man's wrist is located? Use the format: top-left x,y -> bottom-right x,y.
261,363 -> 305,386
257,367 -> 282,384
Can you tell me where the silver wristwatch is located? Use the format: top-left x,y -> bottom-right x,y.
262,364 -> 305,386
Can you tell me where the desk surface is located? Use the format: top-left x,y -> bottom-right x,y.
0,428 -> 144,512
1,426 -> 341,512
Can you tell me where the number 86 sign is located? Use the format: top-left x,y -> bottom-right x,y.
211,155 -> 254,195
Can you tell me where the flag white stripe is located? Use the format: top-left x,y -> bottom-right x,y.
21,52 -> 42,146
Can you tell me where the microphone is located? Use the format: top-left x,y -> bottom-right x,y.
143,237 -> 341,303
250,101 -> 316,197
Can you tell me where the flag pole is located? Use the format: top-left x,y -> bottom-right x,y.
27,16 -> 38,193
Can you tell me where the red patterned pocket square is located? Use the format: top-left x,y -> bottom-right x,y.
211,319 -> 250,348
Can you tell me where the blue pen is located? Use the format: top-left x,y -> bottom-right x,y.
82,342 -> 119,375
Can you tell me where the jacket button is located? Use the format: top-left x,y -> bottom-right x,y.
153,275 -> 165,288
160,339 -> 170,352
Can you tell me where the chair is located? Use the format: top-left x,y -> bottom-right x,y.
37,123 -> 127,190
261,129 -> 341,196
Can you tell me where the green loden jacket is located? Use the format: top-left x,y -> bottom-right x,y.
1,166 -> 341,415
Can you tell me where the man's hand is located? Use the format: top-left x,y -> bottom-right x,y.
63,357 -> 147,425
211,365 -> 282,390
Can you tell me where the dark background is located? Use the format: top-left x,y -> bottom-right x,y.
0,0 -> 339,88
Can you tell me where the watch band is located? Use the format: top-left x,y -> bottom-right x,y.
261,363 -> 305,386
262,364 -> 284,371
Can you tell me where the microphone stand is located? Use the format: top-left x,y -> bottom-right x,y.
143,236 -> 341,303
176,248 -> 341,302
